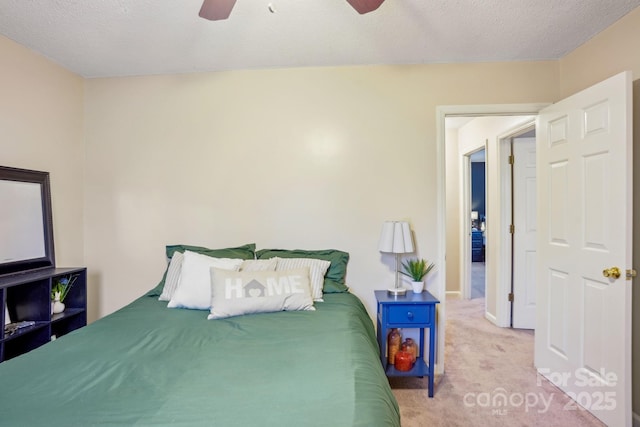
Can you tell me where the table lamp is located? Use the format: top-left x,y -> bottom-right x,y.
379,221 -> 414,296
471,210 -> 479,228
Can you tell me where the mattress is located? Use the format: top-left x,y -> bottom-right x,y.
0,291 -> 400,426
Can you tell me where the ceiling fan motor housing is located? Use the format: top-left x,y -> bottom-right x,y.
199,0 -> 237,21
199,0 -> 385,21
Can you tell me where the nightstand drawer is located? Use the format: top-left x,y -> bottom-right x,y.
387,304 -> 431,325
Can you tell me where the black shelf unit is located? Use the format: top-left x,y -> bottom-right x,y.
0,267 -> 86,362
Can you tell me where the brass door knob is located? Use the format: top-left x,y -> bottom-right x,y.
602,267 -> 621,279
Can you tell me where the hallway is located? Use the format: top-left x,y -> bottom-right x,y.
470,261 -> 485,299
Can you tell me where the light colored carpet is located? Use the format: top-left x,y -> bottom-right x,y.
470,262 -> 485,299
390,297 -> 605,427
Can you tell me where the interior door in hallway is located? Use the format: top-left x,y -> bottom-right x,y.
512,137 -> 536,329
535,71 -> 633,426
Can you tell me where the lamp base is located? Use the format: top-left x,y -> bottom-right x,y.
387,287 -> 407,296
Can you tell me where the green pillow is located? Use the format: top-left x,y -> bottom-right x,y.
255,248 -> 349,293
322,279 -> 350,294
149,243 -> 256,296
165,243 -> 256,260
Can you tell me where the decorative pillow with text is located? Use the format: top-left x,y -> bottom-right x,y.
208,267 -> 315,320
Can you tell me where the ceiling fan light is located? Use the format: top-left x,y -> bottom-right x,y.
199,0 -> 238,21
346,0 -> 385,14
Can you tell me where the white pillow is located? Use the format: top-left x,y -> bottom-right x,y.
167,250 -> 243,310
208,267 -> 315,320
274,257 -> 330,301
158,251 -> 184,302
240,258 -> 278,272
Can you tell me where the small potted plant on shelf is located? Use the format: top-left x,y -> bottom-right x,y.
401,258 -> 435,294
51,274 -> 77,315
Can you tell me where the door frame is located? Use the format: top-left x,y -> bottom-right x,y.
460,146 -> 486,301
435,103 -> 549,373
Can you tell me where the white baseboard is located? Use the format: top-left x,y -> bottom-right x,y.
633,411 -> 640,427
445,291 -> 462,299
485,311 -> 498,326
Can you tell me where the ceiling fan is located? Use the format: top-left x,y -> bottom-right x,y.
199,0 -> 386,21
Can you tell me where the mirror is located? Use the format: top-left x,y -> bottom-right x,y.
0,166 -> 55,276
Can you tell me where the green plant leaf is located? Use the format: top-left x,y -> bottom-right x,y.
400,258 -> 435,281
52,274 -> 78,302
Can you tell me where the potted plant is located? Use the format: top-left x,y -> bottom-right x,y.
401,258 -> 435,293
51,274 -> 77,314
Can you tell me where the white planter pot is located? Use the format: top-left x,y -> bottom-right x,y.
52,291 -> 65,314
411,281 -> 424,294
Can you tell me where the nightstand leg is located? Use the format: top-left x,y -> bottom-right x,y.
428,325 -> 436,397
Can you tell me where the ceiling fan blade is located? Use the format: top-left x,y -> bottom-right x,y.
199,0 -> 237,21
346,0 -> 385,14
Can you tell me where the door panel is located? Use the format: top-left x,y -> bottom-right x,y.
512,138 -> 537,329
535,71 -> 632,427
583,279 -> 607,376
548,269 -> 568,356
549,161 -> 569,244
583,154 -> 608,249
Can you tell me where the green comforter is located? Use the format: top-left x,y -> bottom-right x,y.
0,292 -> 400,426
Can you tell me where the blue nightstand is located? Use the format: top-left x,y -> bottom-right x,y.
375,290 -> 440,397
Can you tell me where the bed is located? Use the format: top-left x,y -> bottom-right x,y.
0,245 -> 400,427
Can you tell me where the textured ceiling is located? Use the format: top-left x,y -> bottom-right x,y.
0,0 -> 638,78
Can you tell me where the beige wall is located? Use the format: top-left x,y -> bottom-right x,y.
557,6 -> 640,418
559,7 -> 640,98
0,36 -> 85,270
83,62 -> 558,320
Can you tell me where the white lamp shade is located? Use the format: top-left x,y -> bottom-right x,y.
471,211 -> 479,221
378,221 -> 414,254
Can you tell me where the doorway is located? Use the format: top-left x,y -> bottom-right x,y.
469,149 -> 486,300
437,103 -> 548,377
437,72 -> 633,426
445,114 -> 537,327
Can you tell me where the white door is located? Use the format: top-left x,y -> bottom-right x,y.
535,71 -> 632,426
512,138 -> 536,329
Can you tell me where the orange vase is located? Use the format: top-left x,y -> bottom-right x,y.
387,328 -> 402,365
395,351 -> 413,371
403,338 -> 417,363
